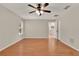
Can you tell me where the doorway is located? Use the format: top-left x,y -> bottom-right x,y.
48,19 -> 59,52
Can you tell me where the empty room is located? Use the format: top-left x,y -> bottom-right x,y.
0,3 -> 79,56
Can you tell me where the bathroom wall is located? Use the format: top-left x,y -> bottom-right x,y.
0,5 -> 22,51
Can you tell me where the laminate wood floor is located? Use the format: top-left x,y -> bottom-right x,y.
0,38 -> 79,56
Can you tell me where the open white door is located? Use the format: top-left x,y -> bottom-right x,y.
48,20 -> 58,39
48,20 -> 59,52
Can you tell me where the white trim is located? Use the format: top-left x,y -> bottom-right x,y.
0,36 -> 23,52
24,37 -> 48,39
59,39 -> 79,52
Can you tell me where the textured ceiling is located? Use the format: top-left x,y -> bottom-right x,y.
0,3 -> 77,20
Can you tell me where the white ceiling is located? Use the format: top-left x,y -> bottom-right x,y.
0,3 -> 77,20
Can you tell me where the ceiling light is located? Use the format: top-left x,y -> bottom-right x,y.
36,10 -> 40,15
40,10 -> 43,14
36,10 -> 43,16
28,3 -> 51,16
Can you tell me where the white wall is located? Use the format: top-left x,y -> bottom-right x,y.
0,5 -> 22,51
59,4 -> 79,51
24,20 -> 49,38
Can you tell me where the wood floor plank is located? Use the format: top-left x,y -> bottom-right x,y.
0,38 -> 79,56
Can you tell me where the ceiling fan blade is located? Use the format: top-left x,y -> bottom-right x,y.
28,4 -> 36,9
29,11 -> 36,13
43,10 -> 51,13
44,3 -> 49,7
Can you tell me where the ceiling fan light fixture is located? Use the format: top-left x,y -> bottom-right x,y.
28,3 -> 51,16
40,10 -> 43,14
36,10 -> 40,15
36,10 -> 43,16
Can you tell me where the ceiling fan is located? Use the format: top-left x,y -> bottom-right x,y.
28,3 -> 51,16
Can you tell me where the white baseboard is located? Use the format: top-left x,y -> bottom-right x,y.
59,39 -> 79,52
24,37 -> 48,39
0,36 -> 23,52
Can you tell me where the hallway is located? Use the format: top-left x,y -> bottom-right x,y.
0,38 -> 79,56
